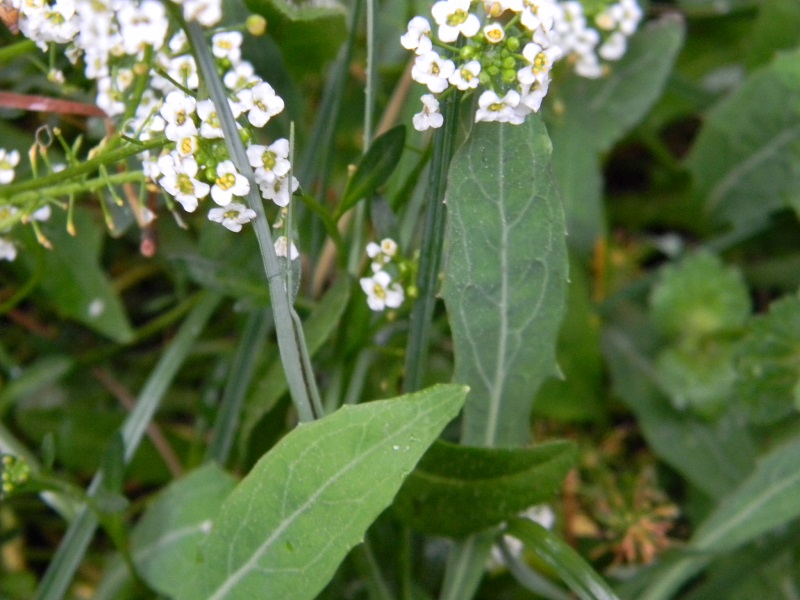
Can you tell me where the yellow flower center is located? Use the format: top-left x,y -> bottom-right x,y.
216,172 -> 236,191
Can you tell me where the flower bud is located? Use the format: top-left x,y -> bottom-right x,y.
246,15 -> 267,36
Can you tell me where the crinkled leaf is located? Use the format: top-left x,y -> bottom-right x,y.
655,342 -> 737,419
689,49 -> 800,228
641,436 -> 800,600
18,208 -> 133,343
735,295 -> 800,424
179,384 -> 467,600
603,326 -> 756,499
544,16 -> 684,251
338,126 -> 406,219
649,250 -> 750,341
393,440 -> 577,538
442,116 -> 568,448
95,464 -> 237,599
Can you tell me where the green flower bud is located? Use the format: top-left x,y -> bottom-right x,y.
502,69 -> 517,83
506,36 -> 521,52
487,64 -> 500,77
502,56 -> 516,69
460,45 -> 476,60
247,15 -> 267,36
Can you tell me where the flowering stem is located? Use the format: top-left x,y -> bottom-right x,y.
402,91 -> 460,393
0,136 -> 165,199
185,19 -> 322,422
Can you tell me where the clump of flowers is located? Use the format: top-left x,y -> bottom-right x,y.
360,238 -> 412,312
4,0 -> 301,259
403,0 -> 643,130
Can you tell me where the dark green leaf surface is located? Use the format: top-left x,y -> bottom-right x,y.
735,295 -> 800,424
95,464 -> 237,599
649,250 -> 751,341
393,440 -> 577,537
506,519 -> 620,600
641,436 -> 800,600
689,49 -> 800,227
442,116 -> 568,448
19,208 -> 133,343
338,126 -> 406,219
544,16 -> 684,251
179,384 -> 466,600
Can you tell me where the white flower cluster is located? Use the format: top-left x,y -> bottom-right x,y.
360,238 -> 405,312
8,0 -> 300,245
403,0 -> 642,129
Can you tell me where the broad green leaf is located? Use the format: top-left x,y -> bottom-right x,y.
603,327 -> 756,499
18,207 -> 134,343
239,276 -> 351,453
244,0 -> 347,76
677,0 -> 758,16
689,49 -> 800,228
747,0 -> 800,68
735,295 -> 800,424
649,251 -> 750,341
95,464 -> 237,599
179,384 -> 467,600
337,126 -> 407,219
544,16 -> 684,251
442,116 -> 568,448
393,440 -> 577,538
505,519 -> 620,600
641,436 -> 800,600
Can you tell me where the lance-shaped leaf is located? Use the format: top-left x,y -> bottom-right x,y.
689,48 -> 800,228
641,435 -> 800,600
442,116 -> 568,448
178,384 -> 467,600
393,440 -> 577,538
337,126 -> 407,219
94,464 -> 237,599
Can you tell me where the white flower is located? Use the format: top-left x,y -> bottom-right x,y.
212,31 -> 243,63
360,271 -> 404,311
517,43 -> 560,86
449,60 -> 481,91
400,16 -> 432,55
411,51 -> 455,94
117,0 -> 167,55
223,61 -> 258,92
412,94 -> 444,131
259,174 -> 298,208
475,90 -> 524,123
175,135 -> 198,158
483,0 -> 522,17
366,238 -> 399,272
613,0 -> 642,35
483,22 -> 505,44
208,202 -> 257,232
0,149 -> 20,184
161,91 -> 198,142
165,54 -> 200,91
158,153 -> 210,212
0,237 -> 16,262
31,205 -> 52,222
598,31 -> 627,60
196,98 -> 241,139
520,0 -> 556,33
180,0 -> 222,27
431,0 -> 480,43
274,235 -> 299,260
246,139 -> 291,185
211,161 -> 250,206
380,238 -> 398,257
240,81 -> 284,128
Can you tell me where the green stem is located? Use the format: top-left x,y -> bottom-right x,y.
34,292 -> 221,600
0,136 -> 166,199
6,171 -> 145,205
185,20 -> 322,422
403,93 -> 460,393
0,39 -> 37,63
